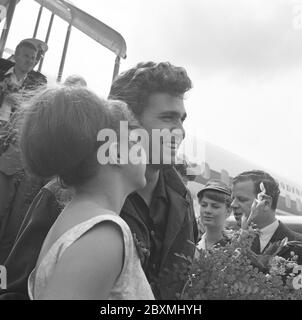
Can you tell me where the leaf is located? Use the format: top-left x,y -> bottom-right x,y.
280,237 -> 288,247
286,241 -> 302,248
262,241 -> 281,256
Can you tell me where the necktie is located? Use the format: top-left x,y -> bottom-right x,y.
251,234 -> 261,254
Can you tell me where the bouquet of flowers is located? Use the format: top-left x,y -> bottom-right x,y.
176,227 -> 302,300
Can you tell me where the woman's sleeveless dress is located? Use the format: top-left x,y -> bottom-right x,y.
28,214 -> 154,300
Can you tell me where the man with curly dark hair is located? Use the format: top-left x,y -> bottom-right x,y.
109,62 -> 199,299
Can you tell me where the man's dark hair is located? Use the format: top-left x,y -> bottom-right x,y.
108,61 -> 192,117
232,170 -> 280,210
15,41 -> 37,56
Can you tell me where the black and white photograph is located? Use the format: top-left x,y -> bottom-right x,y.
0,0 -> 302,309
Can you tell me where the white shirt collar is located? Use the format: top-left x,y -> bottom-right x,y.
259,220 -> 279,252
4,66 -> 15,76
4,66 -> 26,85
197,233 -> 206,250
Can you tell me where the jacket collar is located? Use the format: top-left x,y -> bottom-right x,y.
4,66 -> 15,76
160,167 -> 191,269
4,66 -> 27,85
153,169 -> 168,201
269,220 -> 289,243
262,220 -> 299,254
162,165 -> 188,198
121,166 -> 191,271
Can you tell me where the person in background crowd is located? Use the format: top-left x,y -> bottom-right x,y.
196,180 -> 232,252
0,38 -> 47,107
231,170 -> 302,263
0,38 -> 48,263
64,74 -> 87,87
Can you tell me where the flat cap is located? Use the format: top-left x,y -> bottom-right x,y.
197,179 -> 231,199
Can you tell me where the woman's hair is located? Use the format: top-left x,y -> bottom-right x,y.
20,85 -> 138,187
199,190 -> 231,208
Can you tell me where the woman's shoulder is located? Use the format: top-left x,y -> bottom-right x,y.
37,212 -> 129,267
58,213 -> 129,247
34,213 -> 128,278
63,216 -> 125,261
29,214 -> 127,299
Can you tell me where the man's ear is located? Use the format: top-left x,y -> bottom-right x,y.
263,197 -> 273,211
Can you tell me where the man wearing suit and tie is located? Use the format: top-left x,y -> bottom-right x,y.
231,170 -> 302,263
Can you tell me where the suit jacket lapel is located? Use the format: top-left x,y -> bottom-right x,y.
268,221 -> 291,244
262,221 -> 292,253
251,234 -> 261,254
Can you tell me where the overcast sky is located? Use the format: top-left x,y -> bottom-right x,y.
3,0 -> 302,186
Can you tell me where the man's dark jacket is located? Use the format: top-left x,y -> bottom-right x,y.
0,166 -> 199,300
0,182 -> 60,299
251,220 -> 302,264
121,166 -> 199,299
0,58 -> 47,92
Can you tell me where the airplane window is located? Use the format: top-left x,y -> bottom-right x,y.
286,185 -> 291,192
280,182 -> 285,189
296,189 -> 300,196
220,170 -> 230,185
285,194 -> 291,208
297,199 -> 302,212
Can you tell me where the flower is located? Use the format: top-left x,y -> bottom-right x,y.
132,233 -> 150,265
175,228 -> 302,300
269,256 -> 287,276
268,255 -> 298,277
233,248 -> 241,259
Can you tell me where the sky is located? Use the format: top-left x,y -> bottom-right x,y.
2,0 -> 302,186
